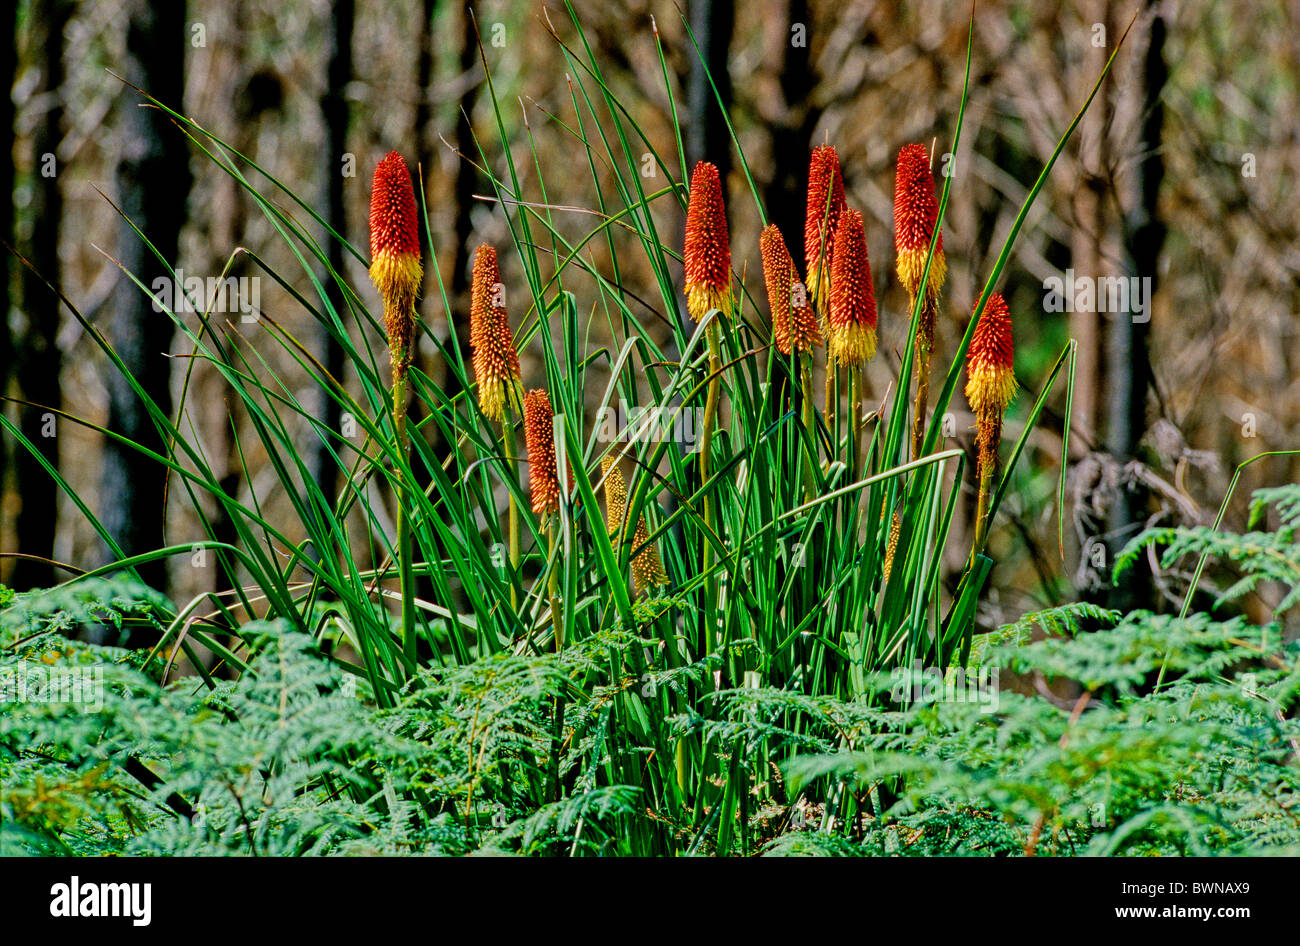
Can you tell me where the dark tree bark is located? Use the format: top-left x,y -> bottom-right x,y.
208,3 -> 255,602
413,0 -> 454,466
1106,3 -> 1166,613
414,0 -> 437,223
683,0 -> 734,391
766,0 -> 818,263
686,0 -> 734,184
1111,7 -> 1165,465
405,0 -> 455,605
451,1 -> 479,306
1068,0 -> 1110,448
312,0 -> 354,505
101,0 -> 190,596
11,0 -> 70,591
0,1 -> 16,579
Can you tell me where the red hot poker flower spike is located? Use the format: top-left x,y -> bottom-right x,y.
368,152 -> 422,369
524,388 -> 565,517
893,144 -> 946,306
601,457 -> 667,594
965,292 -> 1017,473
965,293 -> 1016,415
760,224 -> 794,356
683,161 -> 732,321
828,208 -> 877,367
805,145 -> 845,315
473,303 -> 522,425
601,456 -> 628,538
762,224 -> 821,355
630,513 -> 669,593
467,243 -> 521,422
789,288 -> 822,353
469,243 -> 499,350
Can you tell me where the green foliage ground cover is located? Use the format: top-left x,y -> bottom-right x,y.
3,485 -> 1297,856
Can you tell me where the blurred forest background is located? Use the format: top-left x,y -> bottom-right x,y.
1,0 -> 1297,638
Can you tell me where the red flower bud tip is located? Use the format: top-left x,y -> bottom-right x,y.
965,292 -> 1017,471
827,208 -> 876,367
805,145 -> 845,315
683,161 -> 732,322
893,143 -> 946,305
965,293 -> 1016,415
368,152 -> 422,368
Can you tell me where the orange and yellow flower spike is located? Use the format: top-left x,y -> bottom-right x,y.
524,388 -> 564,518
683,161 -> 732,322
469,243 -> 498,351
827,208 -> 877,368
893,143 -> 946,307
805,145 -> 845,321
760,224 -> 795,356
684,161 -> 732,586
965,292 -> 1017,549
470,249 -> 522,425
368,152 -> 422,372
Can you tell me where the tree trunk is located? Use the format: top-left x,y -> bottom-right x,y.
766,0 -> 817,264
452,2 -> 478,306
207,3 -> 254,604
101,0 -> 190,597
1106,2 -> 1166,613
11,0 -> 70,591
0,2 -> 15,462
415,0 -> 438,235
686,0 -> 734,183
1068,0 -> 1110,449
413,0 -> 447,462
313,0 -> 354,506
